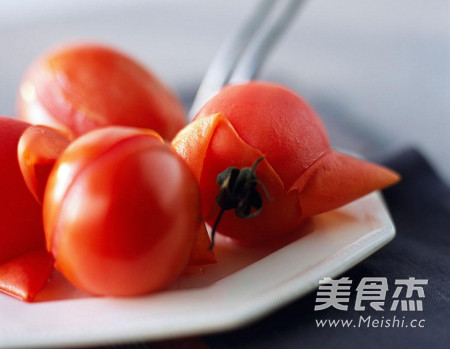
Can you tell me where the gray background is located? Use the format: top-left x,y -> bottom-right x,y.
1,0 -> 449,180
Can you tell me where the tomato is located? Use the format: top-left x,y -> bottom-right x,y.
18,125 -> 71,204
43,126 -> 208,296
17,43 -> 186,140
172,82 -> 400,245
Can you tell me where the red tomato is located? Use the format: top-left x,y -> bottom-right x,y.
18,43 -> 186,140
44,126 -> 205,296
18,125 -> 71,204
172,82 -> 400,245
0,116 -> 45,263
0,249 -> 54,302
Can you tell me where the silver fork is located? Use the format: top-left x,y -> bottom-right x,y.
188,0 -> 306,120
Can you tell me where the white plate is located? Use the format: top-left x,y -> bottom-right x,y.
0,192 -> 395,349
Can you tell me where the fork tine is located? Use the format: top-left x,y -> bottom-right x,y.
188,0 -> 304,120
229,0 -> 305,84
188,0 -> 275,120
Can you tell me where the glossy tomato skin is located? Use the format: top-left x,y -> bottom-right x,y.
173,82 -> 400,245
44,127 -> 202,296
0,249 -> 54,302
0,117 -> 45,263
196,81 -> 330,188
18,43 -> 186,140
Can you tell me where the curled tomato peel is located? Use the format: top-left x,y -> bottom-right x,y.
0,249 -> 54,302
17,125 -> 71,204
292,150 -> 401,218
172,113 -> 222,182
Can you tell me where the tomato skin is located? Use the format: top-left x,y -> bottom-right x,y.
17,125 -> 71,204
0,249 -> 54,302
18,43 -> 186,140
44,127 -> 203,296
0,117 -> 45,263
173,82 -> 400,245
196,81 -> 330,188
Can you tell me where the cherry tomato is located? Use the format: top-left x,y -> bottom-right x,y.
18,125 -> 71,204
18,43 -> 186,140
172,82 -> 400,245
44,126 -> 206,296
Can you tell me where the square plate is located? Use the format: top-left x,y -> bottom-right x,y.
0,191 -> 395,348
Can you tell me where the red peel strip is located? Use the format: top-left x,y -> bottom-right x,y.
293,150 -> 401,218
0,249 -> 54,302
172,113 -> 222,182
18,125 -> 71,204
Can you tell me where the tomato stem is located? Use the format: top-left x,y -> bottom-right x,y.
251,156 -> 264,171
209,208 -> 224,250
209,156 -> 267,249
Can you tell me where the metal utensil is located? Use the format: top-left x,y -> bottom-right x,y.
188,0 -> 305,120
